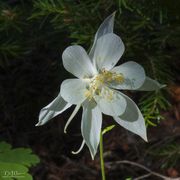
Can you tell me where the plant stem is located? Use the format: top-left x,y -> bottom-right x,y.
100,131 -> 106,180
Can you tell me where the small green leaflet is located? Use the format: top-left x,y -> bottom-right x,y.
102,125 -> 116,135
0,141 -> 40,180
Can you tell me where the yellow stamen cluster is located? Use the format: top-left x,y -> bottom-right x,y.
101,69 -> 124,84
84,69 -> 124,101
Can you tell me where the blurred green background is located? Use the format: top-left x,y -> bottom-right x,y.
0,0 -> 180,179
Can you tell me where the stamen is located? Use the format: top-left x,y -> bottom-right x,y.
64,104 -> 81,133
83,69 -> 124,101
71,140 -> 85,154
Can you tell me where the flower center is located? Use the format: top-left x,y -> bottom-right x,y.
84,69 -> 124,101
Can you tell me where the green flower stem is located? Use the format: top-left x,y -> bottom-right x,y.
100,131 -> 106,180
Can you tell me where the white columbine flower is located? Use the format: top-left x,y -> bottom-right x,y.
36,12 -> 165,159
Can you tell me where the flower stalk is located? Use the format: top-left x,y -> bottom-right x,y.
100,131 -> 106,180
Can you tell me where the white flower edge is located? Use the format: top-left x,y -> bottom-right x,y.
89,11 -> 116,59
113,92 -> 147,141
137,77 -> 166,91
36,94 -> 71,126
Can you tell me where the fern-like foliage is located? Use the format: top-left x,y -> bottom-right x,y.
149,142 -> 180,168
0,142 -> 40,180
139,91 -> 171,126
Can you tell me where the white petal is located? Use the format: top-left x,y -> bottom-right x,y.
81,101 -> 102,159
89,12 -> 116,59
36,94 -> 71,126
60,79 -> 87,105
111,61 -> 146,90
92,33 -> 125,71
113,93 -> 147,141
62,45 -> 96,78
94,88 -> 127,116
137,77 -> 166,91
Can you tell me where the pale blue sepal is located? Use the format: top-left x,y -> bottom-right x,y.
113,92 -> 148,142
36,94 -> 71,126
89,11 -> 116,59
137,77 -> 166,91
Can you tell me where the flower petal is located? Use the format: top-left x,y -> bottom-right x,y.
113,93 -> 147,141
60,79 -> 87,105
92,33 -> 125,71
81,101 -> 102,159
137,77 -> 166,91
89,12 -> 116,59
94,88 -> 127,116
62,45 -> 96,78
36,94 -> 71,126
111,61 -> 146,90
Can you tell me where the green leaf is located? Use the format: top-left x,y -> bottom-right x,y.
0,142 -> 40,180
102,125 -> 116,135
0,162 -> 32,180
0,141 -> 12,152
0,147 -> 40,167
